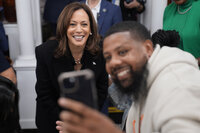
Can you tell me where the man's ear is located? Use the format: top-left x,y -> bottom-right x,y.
143,40 -> 153,58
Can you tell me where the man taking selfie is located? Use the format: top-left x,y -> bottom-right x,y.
58,21 -> 200,133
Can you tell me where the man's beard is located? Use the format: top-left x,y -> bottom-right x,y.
112,63 -> 149,102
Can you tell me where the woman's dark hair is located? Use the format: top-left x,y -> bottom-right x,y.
0,76 -> 21,133
55,2 -> 100,58
152,29 -> 180,48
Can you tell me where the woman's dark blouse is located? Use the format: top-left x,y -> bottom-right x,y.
35,40 -> 108,133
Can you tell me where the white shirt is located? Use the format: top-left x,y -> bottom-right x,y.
112,0 -> 120,6
86,0 -> 101,23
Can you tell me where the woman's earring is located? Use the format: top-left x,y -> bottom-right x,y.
90,32 -> 92,35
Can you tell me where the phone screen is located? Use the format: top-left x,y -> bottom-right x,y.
58,69 -> 98,109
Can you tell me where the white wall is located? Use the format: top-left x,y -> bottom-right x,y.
16,67 -> 37,129
141,0 -> 167,35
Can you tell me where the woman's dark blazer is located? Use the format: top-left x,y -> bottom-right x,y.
35,40 -> 108,133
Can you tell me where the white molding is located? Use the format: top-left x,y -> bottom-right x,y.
14,58 -> 36,69
20,119 -> 36,129
31,0 -> 42,46
16,68 -> 37,129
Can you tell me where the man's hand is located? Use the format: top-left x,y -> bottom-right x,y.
58,98 -> 123,133
0,67 -> 16,84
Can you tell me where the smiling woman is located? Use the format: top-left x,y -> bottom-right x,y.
35,2 -> 108,133
66,9 -> 91,60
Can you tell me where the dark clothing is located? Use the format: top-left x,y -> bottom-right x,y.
120,0 -> 145,21
0,22 -> 9,52
0,75 -> 21,133
35,40 -> 108,133
43,0 -> 82,36
0,50 -> 10,73
43,0 -> 81,23
81,0 -> 122,37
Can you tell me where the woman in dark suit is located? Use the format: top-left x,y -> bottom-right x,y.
35,3 -> 108,133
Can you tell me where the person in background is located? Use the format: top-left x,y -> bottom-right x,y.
119,0 -> 145,21
0,50 -> 16,84
81,0 -> 122,37
43,0 -> 81,38
151,29 -> 180,48
0,21 -> 9,54
163,0 -> 200,67
0,21 -> 13,65
58,21 -> 200,133
0,30 -> 18,132
0,75 -> 20,133
35,3 -> 108,133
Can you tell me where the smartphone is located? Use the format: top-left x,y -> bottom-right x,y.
58,69 -> 98,109
125,0 -> 133,4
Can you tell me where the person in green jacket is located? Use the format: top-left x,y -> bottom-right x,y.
163,0 -> 200,66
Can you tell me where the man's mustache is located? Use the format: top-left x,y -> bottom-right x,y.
111,66 -> 127,75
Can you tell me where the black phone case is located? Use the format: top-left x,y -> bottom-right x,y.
58,69 -> 98,109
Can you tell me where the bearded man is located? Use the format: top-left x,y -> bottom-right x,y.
57,21 -> 200,133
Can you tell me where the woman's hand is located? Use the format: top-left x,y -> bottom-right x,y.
58,98 -> 123,133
